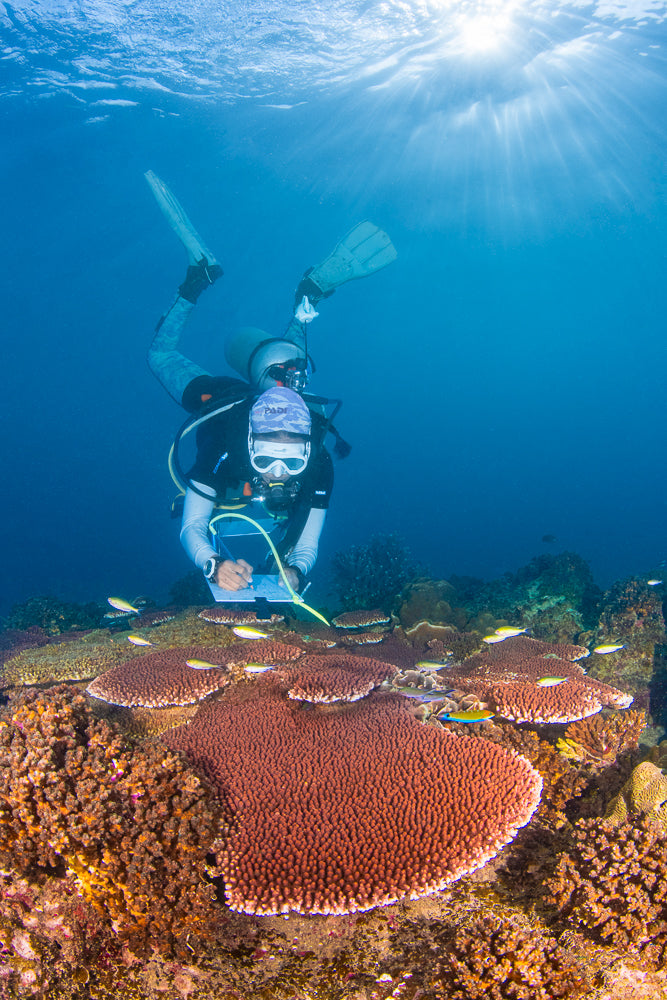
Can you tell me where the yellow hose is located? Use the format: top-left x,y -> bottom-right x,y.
208,511 -> 330,626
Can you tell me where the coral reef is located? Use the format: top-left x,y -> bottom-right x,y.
86,640 -> 304,708
0,686 -> 225,973
331,533 -> 419,612
163,680 -> 542,916
3,595 -> 104,635
439,912 -> 591,999
198,607 -> 285,625
446,553 -> 602,641
588,577 -> 666,694
557,710 -> 647,766
332,609 -> 392,628
0,634 -> 146,688
605,761 -> 667,829
398,578 -> 469,631
445,635 -> 632,724
546,814 -> 667,967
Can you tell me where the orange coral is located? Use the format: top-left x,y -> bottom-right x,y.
546,814 -> 667,967
557,710 -> 646,765
0,686 -> 225,961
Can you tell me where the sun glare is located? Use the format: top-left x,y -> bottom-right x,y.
457,11 -> 513,52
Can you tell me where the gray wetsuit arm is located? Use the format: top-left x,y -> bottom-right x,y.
286,508 -> 326,576
180,483 -> 217,569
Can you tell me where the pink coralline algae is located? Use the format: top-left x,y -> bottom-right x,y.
163,682 -> 542,916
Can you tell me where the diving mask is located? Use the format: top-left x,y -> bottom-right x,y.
249,438 -> 310,478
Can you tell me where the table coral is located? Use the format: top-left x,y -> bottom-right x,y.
86,640 -> 304,707
198,607 -> 285,625
284,652 -> 396,702
0,636 -> 143,687
0,686 -> 225,962
546,814 -> 667,967
332,609 -> 392,628
443,635 -> 632,724
86,644 -> 232,707
163,682 -> 542,916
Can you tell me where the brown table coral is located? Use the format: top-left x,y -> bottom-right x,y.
163,680 -> 542,916
443,635 -> 632,723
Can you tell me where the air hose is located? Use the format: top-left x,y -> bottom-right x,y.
208,511 -> 330,626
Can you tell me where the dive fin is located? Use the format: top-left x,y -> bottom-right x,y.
144,170 -> 220,267
305,221 -> 397,298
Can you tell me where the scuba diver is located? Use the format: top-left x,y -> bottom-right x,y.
145,171 -> 397,601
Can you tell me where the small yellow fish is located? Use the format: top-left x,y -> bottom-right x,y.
232,626 -> 269,639
127,635 -> 153,647
536,676 -> 567,687
107,597 -> 140,614
416,660 -> 446,670
482,634 -> 508,644
244,663 -> 275,674
647,579 -> 663,586
593,643 -> 625,654
494,626 -> 528,637
439,709 -> 494,723
186,658 -> 222,670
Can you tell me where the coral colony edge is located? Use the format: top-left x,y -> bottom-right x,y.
1,551 -> 667,999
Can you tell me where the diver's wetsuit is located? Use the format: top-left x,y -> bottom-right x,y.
149,295 -> 332,580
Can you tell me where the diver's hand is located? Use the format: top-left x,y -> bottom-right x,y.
279,567 -> 302,592
215,559 -> 253,590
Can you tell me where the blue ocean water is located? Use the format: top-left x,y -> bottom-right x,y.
0,0 -> 666,616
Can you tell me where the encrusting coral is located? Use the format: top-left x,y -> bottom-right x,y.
0,686 -> 226,968
604,760 -> 667,830
546,814 -> 667,967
